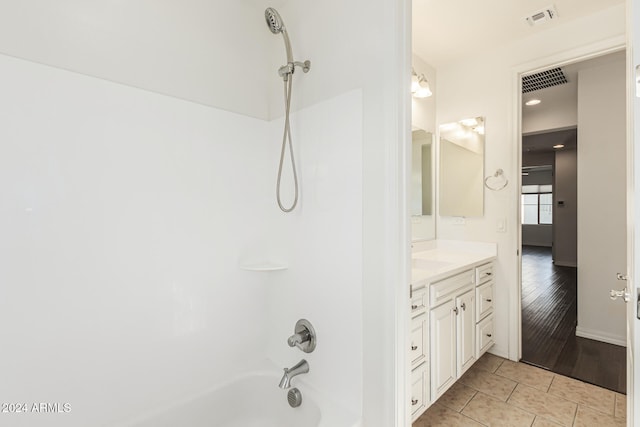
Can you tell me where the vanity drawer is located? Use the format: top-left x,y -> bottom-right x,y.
410,313 -> 428,365
411,361 -> 428,418
476,314 -> 495,358
430,269 -> 474,307
411,286 -> 428,317
475,282 -> 494,322
475,263 -> 494,285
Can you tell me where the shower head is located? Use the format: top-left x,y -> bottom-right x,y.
265,7 -> 285,34
265,7 -> 293,64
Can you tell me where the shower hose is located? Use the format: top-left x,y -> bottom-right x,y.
276,74 -> 298,212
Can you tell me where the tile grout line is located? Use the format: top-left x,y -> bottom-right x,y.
570,400 -> 578,427
504,381 -> 518,403
491,361 -> 555,393
545,373 -> 555,393
547,375 -> 619,418
458,389 -> 478,413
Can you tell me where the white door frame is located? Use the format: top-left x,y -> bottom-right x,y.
509,34 -> 629,388
510,35 -> 626,362
628,0 -> 639,423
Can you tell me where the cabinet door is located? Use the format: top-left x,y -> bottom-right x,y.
410,361 -> 428,421
430,300 -> 456,400
456,289 -> 476,375
410,313 -> 427,365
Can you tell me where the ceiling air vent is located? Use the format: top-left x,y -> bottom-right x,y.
525,5 -> 558,26
522,67 -> 568,93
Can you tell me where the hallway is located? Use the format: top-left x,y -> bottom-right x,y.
521,246 -> 626,394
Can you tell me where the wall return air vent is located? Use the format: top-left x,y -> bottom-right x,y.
522,67 -> 568,93
525,5 -> 558,26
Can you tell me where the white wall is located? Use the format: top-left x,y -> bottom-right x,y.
0,1 -> 271,119
0,53 -> 273,427
576,58 -> 627,345
265,90 -> 363,413
434,4 -> 626,359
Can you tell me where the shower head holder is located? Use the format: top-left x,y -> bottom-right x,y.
278,60 -> 311,81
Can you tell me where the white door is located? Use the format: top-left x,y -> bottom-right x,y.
456,289 -> 476,375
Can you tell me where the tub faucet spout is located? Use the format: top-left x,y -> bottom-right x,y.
278,359 -> 309,389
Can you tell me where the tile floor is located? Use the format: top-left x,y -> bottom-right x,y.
413,353 -> 626,427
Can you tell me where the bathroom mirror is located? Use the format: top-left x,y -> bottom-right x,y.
411,129 -> 433,216
439,117 -> 485,217
411,128 -> 436,241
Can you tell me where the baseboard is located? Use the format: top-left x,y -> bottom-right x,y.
554,259 -> 577,268
575,326 -> 626,347
487,344 -> 508,360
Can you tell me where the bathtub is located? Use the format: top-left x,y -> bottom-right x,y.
121,366 -> 360,427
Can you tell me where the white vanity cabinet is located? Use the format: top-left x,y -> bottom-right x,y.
474,262 -> 495,358
410,240 -> 497,417
429,269 -> 476,400
410,285 -> 429,421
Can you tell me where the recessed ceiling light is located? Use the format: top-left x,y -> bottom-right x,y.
553,144 -> 564,149
525,99 -> 541,106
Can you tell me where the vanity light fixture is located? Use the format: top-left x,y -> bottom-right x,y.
459,117 -> 478,127
411,68 -> 433,98
525,99 -> 542,106
553,144 -> 565,149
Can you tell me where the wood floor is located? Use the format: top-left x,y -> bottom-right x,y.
520,245 -> 626,394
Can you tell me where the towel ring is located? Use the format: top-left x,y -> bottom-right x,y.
484,168 -> 508,191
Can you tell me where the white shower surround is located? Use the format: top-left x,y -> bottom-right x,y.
0,49 -> 362,426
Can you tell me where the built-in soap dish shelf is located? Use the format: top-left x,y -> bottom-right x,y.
240,262 -> 288,272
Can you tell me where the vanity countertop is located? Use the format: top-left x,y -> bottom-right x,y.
411,240 -> 497,285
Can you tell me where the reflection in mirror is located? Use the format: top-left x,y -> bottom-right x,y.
411,129 -> 433,216
439,117 -> 485,217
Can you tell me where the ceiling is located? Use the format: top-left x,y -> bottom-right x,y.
521,49 -> 624,150
521,50 -> 625,108
523,128 -> 577,153
412,0 -> 625,67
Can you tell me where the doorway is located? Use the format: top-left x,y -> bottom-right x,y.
519,51 -> 627,394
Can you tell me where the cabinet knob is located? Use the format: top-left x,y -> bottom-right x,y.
461,302 -> 466,311
486,272 -> 492,276
411,304 -> 418,310
486,298 -> 492,302
411,345 -> 418,351
486,333 -> 492,337
453,307 -> 459,315
411,398 -> 419,406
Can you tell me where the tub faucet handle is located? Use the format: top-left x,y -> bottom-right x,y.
287,319 -> 316,353
288,330 -> 310,347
